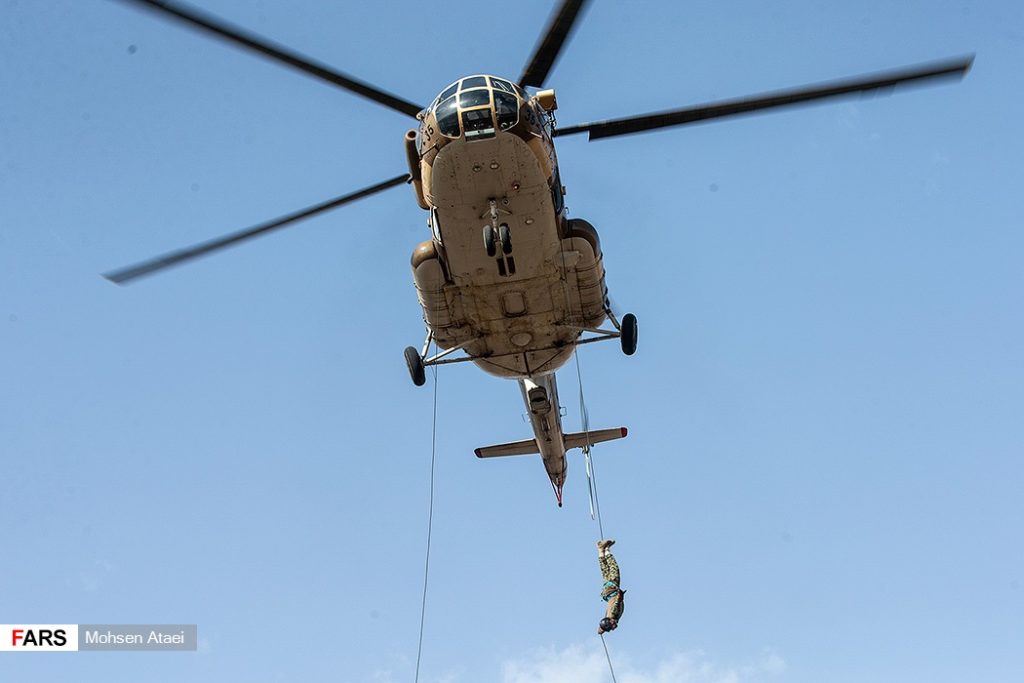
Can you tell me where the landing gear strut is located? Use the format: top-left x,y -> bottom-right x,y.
482,198 -> 513,258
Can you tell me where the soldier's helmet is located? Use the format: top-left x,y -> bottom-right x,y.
599,618 -> 617,632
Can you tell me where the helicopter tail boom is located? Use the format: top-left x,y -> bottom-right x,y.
475,374 -> 628,506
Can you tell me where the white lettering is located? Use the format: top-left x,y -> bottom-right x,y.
85,631 -> 142,645
147,630 -> 185,644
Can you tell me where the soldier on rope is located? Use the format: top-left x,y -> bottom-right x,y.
596,539 -> 626,635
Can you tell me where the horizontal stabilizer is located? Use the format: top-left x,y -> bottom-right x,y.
474,427 -> 628,459
564,427 -> 628,451
475,438 -> 540,459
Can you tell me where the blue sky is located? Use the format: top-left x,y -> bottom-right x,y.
1,1 -> 1021,681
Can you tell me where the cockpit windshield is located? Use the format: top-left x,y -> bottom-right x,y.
459,88 -> 490,109
460,75 -> 488,90
429,75 -> 522,140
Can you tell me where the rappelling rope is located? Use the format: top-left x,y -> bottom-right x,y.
558,224 -> 619,683
413,351 -> 439,683
574,349 -> 605,539
574,345 -> 621,683
599,633 -> 620,683
557,225 -> 603,529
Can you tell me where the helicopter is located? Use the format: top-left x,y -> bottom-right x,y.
104,0 -> 972,506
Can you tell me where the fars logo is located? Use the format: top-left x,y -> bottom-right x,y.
0,625 -> 79,652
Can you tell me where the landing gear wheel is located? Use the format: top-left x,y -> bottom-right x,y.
483,226 -> 496,257
499,223 -> 513,254
620,313 -> 638,356
404,346 -> 426,386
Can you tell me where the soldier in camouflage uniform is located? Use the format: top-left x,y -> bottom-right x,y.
597,539 -> 625,634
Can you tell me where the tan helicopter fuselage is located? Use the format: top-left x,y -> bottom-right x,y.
408,75 -> 608,380
404,75 -> 628,503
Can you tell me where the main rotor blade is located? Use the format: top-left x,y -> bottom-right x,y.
519,0 -> 590,88
115,0 -> 423,117
556,56 -> 973,140
104,174 -> 409,284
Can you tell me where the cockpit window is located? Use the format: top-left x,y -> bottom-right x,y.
495,91 -> 519,130
459,88 -> 490,109
436,96 -> 460,138
460,75 -> 488,90
491,78 -> 516,94
439,82 -> 458,101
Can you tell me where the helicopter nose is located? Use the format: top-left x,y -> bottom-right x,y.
429,77 -> 523,140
